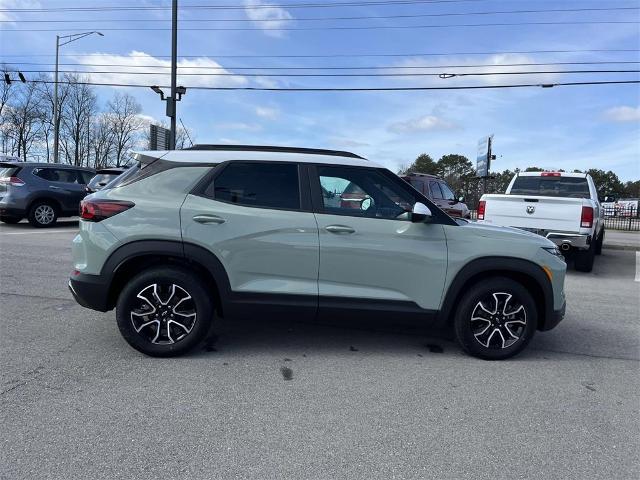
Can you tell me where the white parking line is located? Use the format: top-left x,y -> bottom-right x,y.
0,230 -> 77,235
636,251 -> 640,283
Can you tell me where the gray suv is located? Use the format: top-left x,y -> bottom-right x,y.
0,162 -> 95,227
68,145 -> 567,360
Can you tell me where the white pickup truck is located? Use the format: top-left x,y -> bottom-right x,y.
478,171 -> 604,272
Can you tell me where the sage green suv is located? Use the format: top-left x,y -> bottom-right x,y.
69,145 -> 566,359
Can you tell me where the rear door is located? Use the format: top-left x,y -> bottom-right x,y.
32,167 -> 86,212
180,161 -> 319,317
310,165 -> 448,315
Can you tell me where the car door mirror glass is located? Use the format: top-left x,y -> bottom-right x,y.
411,202 -> 432,223
360,197 -> 373,211
458,196 -> 465,203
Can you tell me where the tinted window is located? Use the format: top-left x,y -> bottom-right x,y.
429,181 -> 443,199
439,182 -> 455,201
77,171 -> 94,184
317,166 -> 415,220
510,176 -> 590,198
406,178 -> 426,195
33,168 -> 79,183
210,162 -> 300,210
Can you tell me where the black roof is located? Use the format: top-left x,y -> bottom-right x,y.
184,144 -> 365,160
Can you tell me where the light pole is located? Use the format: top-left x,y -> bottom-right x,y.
53,31 -> 103,163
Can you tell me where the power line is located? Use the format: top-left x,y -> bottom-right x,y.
0,1 -> 496,13
16,69 -> 640,78
5,61 -> 640,70
3,49 -> 638,59
6,20 -> 637,32
12,78 -> 640,92
2,6 -> 636,23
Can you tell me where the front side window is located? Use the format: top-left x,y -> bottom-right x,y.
439,182 -> 455,201
429,181 -> 443,199
317,166 -> 415,220
209,162 -> 300,210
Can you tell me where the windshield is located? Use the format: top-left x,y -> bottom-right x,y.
510,176 -> 590,198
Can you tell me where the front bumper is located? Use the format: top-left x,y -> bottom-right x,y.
540,299 -> 566,331
69,272 -> 111,312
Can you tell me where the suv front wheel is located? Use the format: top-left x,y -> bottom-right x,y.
454,277 -> 537,360
28,201 -> 58,228
116,267 -> 213,357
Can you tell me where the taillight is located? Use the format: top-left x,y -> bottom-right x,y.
581,206 -> 594,228
541,172 -> 561,177
0,176 -> 25,186
80,199 -> 134,222
477,200 -> 486,220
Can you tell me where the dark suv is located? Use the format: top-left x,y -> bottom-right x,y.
0,162 -> 95,227
401,173 -> 470,219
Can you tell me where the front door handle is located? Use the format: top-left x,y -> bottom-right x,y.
325,225 -> 355,234
193,214 -> 226,225
49,185 -> 62,190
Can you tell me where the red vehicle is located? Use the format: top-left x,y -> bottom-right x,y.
401,173 -> 471,218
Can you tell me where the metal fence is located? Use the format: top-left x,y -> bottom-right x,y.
603,206 -> 640,231
467,206 -> 640,231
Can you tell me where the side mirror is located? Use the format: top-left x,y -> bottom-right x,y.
603,196 -> 615,203
457,196 -> 465,204
411,202 -> 432,223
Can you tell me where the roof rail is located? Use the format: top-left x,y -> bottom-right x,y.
183,144 -> 365,159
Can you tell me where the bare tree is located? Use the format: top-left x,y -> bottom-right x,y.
5,80 -> 47,161
106,92 -> 144,166
92,113 -> 115,168
60,75 -> 97,166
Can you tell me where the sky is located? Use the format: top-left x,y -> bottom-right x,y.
1,0 -> 639,180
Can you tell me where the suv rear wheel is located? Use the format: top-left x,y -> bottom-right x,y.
116,267 -> 213,357
28,201 -> 58,228
454,277 -> 537,360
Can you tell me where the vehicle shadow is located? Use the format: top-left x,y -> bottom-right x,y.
190,315 -> 458,359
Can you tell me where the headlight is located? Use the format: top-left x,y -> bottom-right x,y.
542,246 -> 563,258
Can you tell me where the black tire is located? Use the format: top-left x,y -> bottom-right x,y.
574,241 -> 595,272
453,277 -> 537,360
27,201 -> 58,228
0,216 -> 22,224
595,228 -> 604,255
116,266 -> 213,357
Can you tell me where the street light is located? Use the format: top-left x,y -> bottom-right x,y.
53,31 -> 104,163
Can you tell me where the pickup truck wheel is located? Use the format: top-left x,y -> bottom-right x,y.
454,277 -> 537,360
116,267 -> 213,357
595,229 -> 604,255
574,241 -> 595,272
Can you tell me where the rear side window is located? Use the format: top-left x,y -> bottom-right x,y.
207,162 -> 300,210
77,171 -> 94,184
33,168 -> 79,183
510,176 -> 590,198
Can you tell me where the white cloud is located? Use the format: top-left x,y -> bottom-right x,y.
70,51 -> 248,89
604,106 -> 640,123
216,122 -> 262,132
255,106 -> 279,119
388,115 -> 457,134
243,0 -> 293,38
0,0 -> 40,22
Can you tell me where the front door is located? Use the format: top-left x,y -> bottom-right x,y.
310,165 -> 448,316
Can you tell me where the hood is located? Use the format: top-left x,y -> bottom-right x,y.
459,221 -> 555,247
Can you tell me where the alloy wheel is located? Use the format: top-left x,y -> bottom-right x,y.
130,283 -> 197,345
470,292 -> 527,349
34,205 -> 55,225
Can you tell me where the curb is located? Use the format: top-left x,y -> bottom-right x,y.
603,244 -> 640,252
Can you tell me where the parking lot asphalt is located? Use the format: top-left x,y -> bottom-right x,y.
1,221 -> 639,480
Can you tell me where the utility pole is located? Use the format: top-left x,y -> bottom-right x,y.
52,31 -> 103,163
169,0 -> 178,150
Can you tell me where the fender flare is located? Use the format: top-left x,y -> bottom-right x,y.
439,256 -> 554,330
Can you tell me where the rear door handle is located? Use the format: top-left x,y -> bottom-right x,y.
325,225 -> 355,234
193,214 -> 226,225
49,185 -> 61,190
